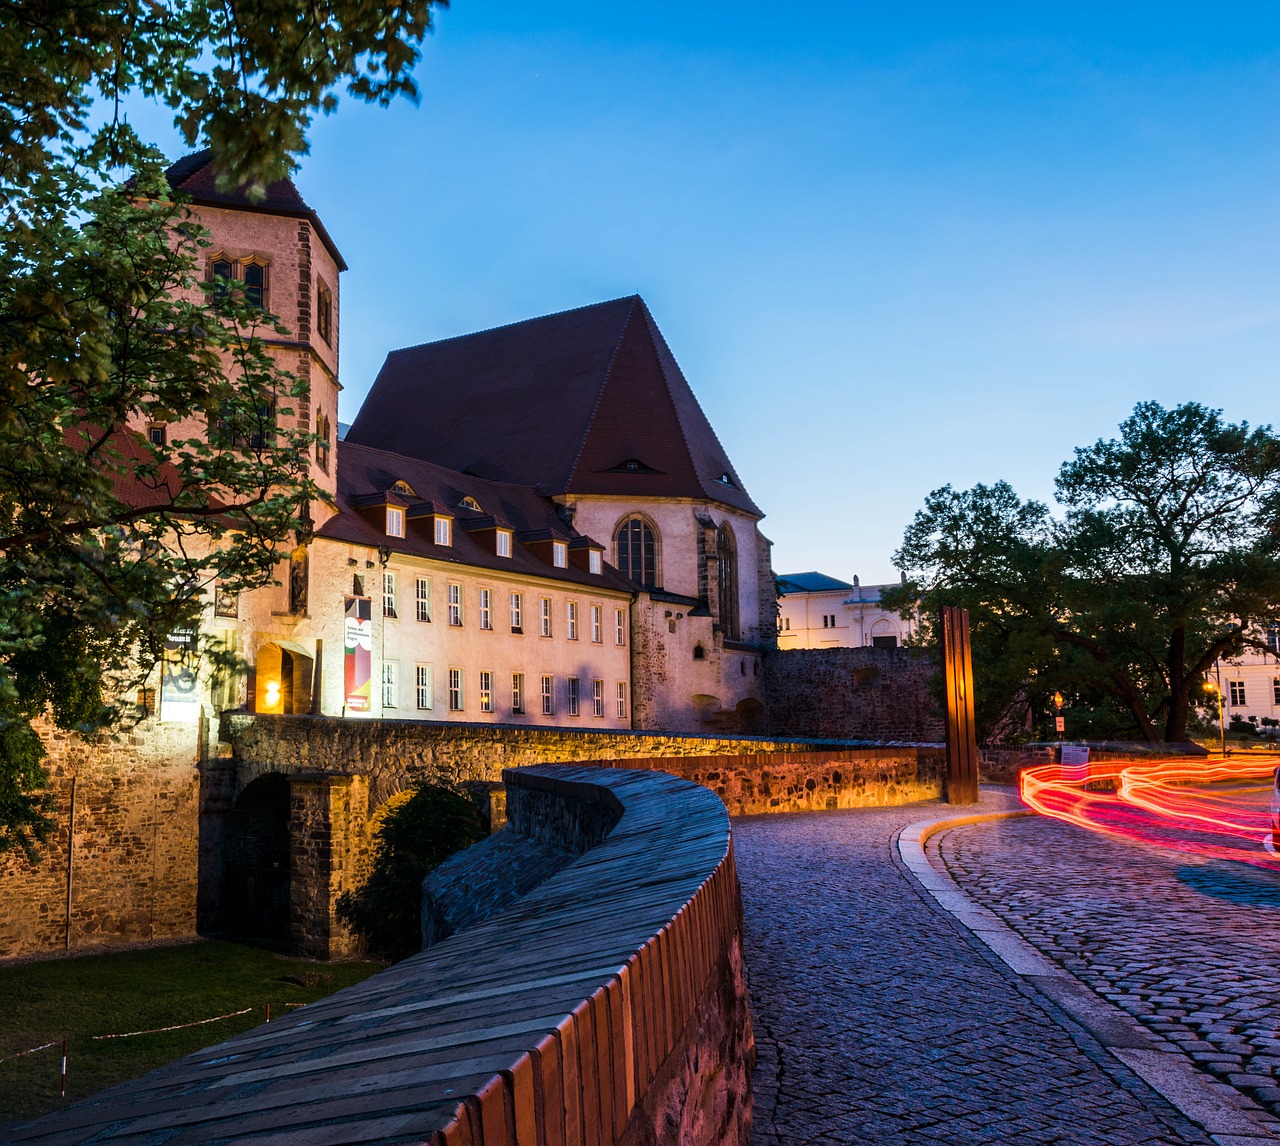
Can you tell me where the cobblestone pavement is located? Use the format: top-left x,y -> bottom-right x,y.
938,799 -> 1280,1130
735,798 -> 1215,1145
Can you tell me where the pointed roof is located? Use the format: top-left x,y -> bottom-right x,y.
163,150 -> 347,271
346,296 -> 761,516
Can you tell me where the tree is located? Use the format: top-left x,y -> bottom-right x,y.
336,785 -> 485,962
0,0 -> 446,854
885,402 -> 1280,744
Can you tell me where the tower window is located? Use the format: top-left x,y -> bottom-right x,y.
317,280 -> 333,345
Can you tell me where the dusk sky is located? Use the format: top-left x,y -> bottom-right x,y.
137,3 -> 1280,582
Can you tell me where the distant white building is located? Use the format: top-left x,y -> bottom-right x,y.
776,572 -> 917,650
1213,626 -> 1280,735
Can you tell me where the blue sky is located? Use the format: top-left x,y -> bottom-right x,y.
135,3 -> 1280,581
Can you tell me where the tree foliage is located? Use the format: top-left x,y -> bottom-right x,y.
0,0 -> 445,854
885,402 -> 1280,744
336,785 -> 485,963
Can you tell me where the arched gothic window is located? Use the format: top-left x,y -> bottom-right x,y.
614,515 -> 659,587
716,523 -> 740,640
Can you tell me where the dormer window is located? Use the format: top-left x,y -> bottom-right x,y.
460,496 -> 482,512
718,472 -> 737,488
393,480 -> 417,497
589,550 -> 602,575
553,541 -> 568,568
435,517 -> 452,546
386,506 -> 405,538
496,529 -> 512,558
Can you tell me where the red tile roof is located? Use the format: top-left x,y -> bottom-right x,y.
319,441 -> 635,594
346,296 -> 761,517
164,150 -> 348,271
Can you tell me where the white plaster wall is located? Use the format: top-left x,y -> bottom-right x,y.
219,538 -> 633,730
778,587 -> 916,650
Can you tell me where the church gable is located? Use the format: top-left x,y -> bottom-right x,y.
348,295 -> 759,515
567,302 -> 759,515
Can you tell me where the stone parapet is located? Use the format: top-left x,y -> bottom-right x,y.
8,765 -> 754,1146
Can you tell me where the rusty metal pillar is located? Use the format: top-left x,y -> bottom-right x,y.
941,605 -> 980,804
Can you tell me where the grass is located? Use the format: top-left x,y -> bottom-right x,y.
0,940 -> 381,1125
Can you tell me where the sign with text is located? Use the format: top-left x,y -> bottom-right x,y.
160,628 -> 200,723
343,596 -> 373,713
1061,744 -> 1090,766
1055,716 -> 1065,733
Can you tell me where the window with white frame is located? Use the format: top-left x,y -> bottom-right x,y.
510,591 -> 523,632
541,674 -> 554,715
448,668 -> 463,710
1230,680 -> 1246,706
496,529 -> 512,558
512,673 -> 524,714
566,601 -> 578,640
589,550 -> 602,575
615,607 -> 626,645
479,588 -> 493,630
553,541 -> 568,568
539,597 -> 552,637
479,670 -> 494,713
382,661 -> 398,708
383,571 -> 398,619
448,583 -> 462,626
386,506 -> 404,538
435,517 -> 452,546
591,604 -> 602,643
415,577 -> 431,622
1267,627 -> 1280,654
416,664 -> 433,710
567,677 -> 580,716
616,681 -> 628,719
592,679 -> 604,717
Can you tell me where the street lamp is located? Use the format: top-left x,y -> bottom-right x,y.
1053,691 -> 1064,752
1203,677 -> 1225,757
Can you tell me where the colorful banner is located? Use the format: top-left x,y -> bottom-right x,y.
343,597 -> 373,713
160,628 -> 200,723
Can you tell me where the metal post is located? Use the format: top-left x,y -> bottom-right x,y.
941,606 -> 980,804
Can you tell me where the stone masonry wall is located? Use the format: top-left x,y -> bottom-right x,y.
10,765 -> 754,1146
762,646 -> 944,741
0,716 -> 203,961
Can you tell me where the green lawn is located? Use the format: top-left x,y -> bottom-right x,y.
0,940 -> 381,1125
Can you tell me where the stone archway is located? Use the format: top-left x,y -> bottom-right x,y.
254,640 -> 315,713
221,773 -> 291,944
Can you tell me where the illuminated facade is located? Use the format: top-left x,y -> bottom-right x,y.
776,572 -> 916,650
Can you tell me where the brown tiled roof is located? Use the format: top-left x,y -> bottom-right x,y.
318,441 -> 634,594
164,150 -> 348,271
346,296 -> 761,516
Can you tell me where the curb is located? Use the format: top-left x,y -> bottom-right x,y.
896,810 -> 1278,1145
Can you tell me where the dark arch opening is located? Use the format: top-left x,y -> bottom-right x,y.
222,774 -> 291,945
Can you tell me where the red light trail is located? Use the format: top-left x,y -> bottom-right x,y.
1020,755 -> 1280,868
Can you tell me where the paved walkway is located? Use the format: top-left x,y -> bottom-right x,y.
938,802 -> 1280,1130
735,796 -> 1222,1145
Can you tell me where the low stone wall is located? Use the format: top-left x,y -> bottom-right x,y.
222,713 -> 874,805
588,748 -> 945,815
9,765 -> 754,1146
762,646 -> 944,741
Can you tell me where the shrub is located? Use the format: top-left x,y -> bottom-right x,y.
336,784 -> 485,961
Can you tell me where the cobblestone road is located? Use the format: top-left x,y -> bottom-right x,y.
735,799 -> 1216,1145
938,803 -> 1280,1129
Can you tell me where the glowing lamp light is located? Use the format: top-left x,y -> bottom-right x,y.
264,680 -> 281,707
1053,691 -> 1064,711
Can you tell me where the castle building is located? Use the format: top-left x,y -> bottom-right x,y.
776,572 -> 916,650
349,296 -> 776,731
137,154 -> 774,734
